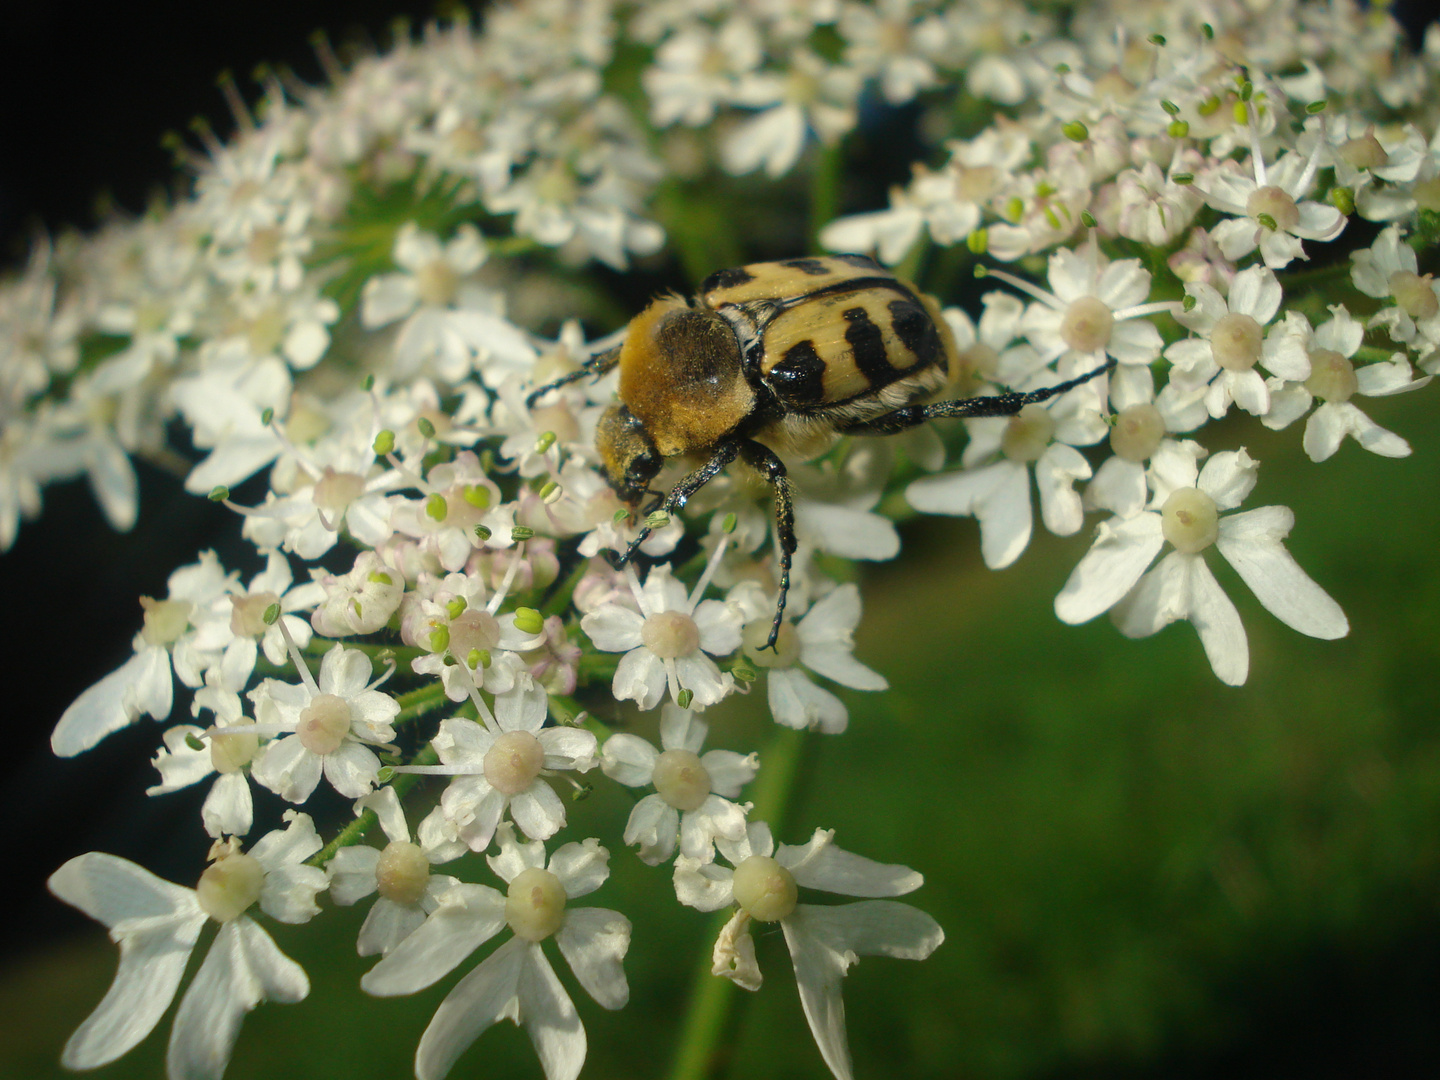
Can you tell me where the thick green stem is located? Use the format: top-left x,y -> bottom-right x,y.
667,725 -> 810,1080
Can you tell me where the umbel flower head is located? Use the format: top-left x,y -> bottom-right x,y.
17,0 -> 1440,1078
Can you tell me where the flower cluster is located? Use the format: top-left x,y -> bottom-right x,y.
12,1 -> 1440,1079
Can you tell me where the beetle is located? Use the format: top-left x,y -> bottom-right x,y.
528,254 -> 1112,649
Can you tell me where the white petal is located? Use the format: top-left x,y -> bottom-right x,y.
201,773 -> 254,839
548,838 -> 611,899
1055,513 -> 1166,624
52,651 -> 166,756
767,669 -> 848,734
250,738 -> 323,803
327,846 -> 381,906
623,795 -> 679,865
1217,508 -> 1349,639
510,781 -> 568,841
49,854 -> 204,1069
612,648 -> 666,711
600,733 -> 658,787
555,907 -> 632,1009
778,828 -> 923,896
579,605 -> 645,652
362,884 -> 507,995
167,919 -> 308,1080
357,898 -> 428,958
782,901 -> 945,1080
1035,444 -> 1090,537
416,939 -> 586,1080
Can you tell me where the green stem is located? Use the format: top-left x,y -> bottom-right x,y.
309,742 -> 440,867
667,725 -> 810,1080
809,142 -> 843,250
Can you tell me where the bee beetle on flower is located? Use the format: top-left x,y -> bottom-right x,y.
529,254 -> 1112,647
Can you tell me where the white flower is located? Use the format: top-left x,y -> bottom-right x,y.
148,685 -> 261,838
361,223 -> 537,385
217,550 -> 324,691
52,551 -> 238,756
601,704 -> 755,864
247,644 -> 401,802
1054,449 -> 1348,686
729,582 -> 888,734
429,684 -> 598,852
1199,131 -> 1345,269
1350,224 -> 1440,363
328,787 -> 469,956
906,371 -> 1108,569
723,49 -> 862,177
1163,265 -> 1312,420
361,824 -> 630,1080
1262,305 -> 1430,461
48,814 -> 325,1080
581,561 -> 742,711
673,822 -> 943,1080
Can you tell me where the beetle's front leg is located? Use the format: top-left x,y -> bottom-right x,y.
611,441 -> 742,569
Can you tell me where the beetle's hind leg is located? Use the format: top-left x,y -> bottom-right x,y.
738,441 -> 796,652
611,441 -> 742,569
837,357 -> 1115,436
525,345 -> 622,408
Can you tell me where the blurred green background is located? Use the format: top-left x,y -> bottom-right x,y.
6,369 -> 1437,1080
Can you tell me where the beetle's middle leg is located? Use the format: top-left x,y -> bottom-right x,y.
614,440 -> 742,568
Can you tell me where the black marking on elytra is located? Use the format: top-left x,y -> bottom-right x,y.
832,253 -> 883,271
700,266 -> 755,293
768,340 -> 827,404
842,306 -> 895,383
888,297 -> 940,367
780,258 -> 832,275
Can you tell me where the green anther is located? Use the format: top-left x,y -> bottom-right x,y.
731,655 -> 759,684
511,525 -> 535,541
1054,62 -> 1071,75
479,449 -> 495,473
260,407 -> 275,426
1330,187 -> 1355,216
1045,206 -> 1062,230
1201,22 -> 1214,38
425,493 -> 449,522
416,416 -> 436,439
1238,79 -> 1253,101
463,484 -> 491,509
1197,95 -> 1220,116
428,626 -> 450,654
677,688 -> 694,710
1149,33 -> 1166,45
539,481 -> 560,501
474,524 -> 493,542
1182,295 -> 1197,312
534,431 -> 557,453
445,597 -> 468,619
1256,212 -> 1278,231
208,486 -> 230,501
185,732 -> 207,751
1232,100 -> 1249,124
263,602 -> 281,625
1161,99 -> 1179,115
722,512 -> 737,534
645,511 -> 671,530
1004,196 -> 1025,222
613,508 -> 631,524
514,607 -> 543,635
1035,181 -> 1055,198
373,429 -> 396,455
368,570 -> 394,586
1306,99 -> 1328,114
973,263 -> 991,278
967,228 -> 989,255
1062,121 -> 1089,142
1173,172 -> 1194,185
376,766 -> 394,784
361,374 -> 376,392
469,649 -> 489,669
1080,211 -> 1096,228
571,783 -> 593,803
1168,120 -> 1190,139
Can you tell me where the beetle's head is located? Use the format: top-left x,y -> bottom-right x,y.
596,402 -> 662,505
